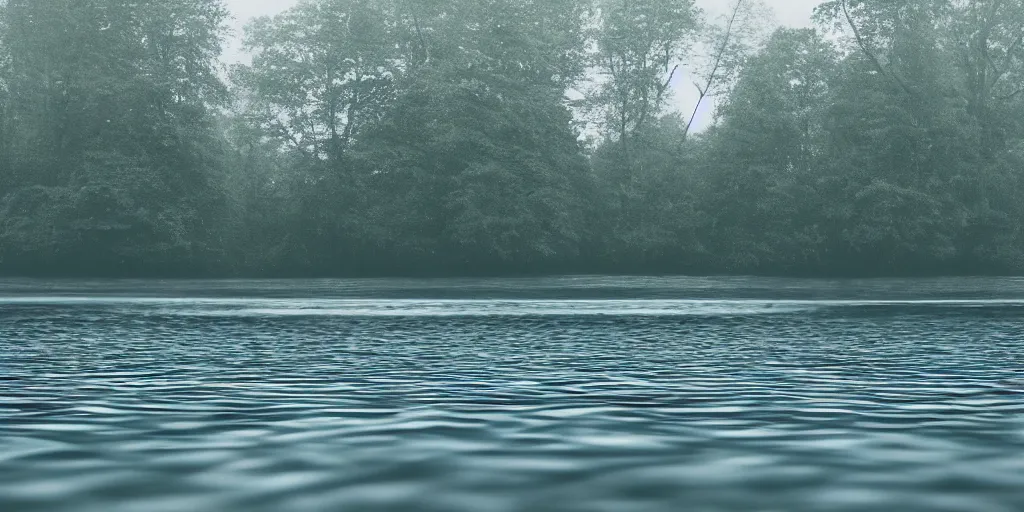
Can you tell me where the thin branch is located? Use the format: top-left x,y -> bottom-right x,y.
682,0 -> 743,140
840,0 -> 917,98
273,120 -> 310,160
996,86 -> 1024,100
412,12 -> 430,66
658,64 -> 680,99
341,86 -> 360,149
990,32 -> 1024,90
683,89 -> 709,142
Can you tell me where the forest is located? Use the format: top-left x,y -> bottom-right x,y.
2,0 -> 1024,277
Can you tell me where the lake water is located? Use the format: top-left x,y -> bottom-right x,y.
2,277 -> 1023,512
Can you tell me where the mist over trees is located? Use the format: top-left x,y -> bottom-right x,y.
2,0 -> 1024,277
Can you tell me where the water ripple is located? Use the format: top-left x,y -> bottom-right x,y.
2,281 -> 1024,511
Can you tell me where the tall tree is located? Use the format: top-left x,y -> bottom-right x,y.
0,1 -> 12,197
348,0 -> 594,271
233,0 -> 397,163
946,0 -> 1024,156
591,0 -> 698,152
0,0 -> 231,275
702,28 -> 837,269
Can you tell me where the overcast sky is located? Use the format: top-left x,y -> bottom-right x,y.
221,0 -> 825,128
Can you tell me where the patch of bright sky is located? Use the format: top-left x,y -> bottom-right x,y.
221,0 -> 822,131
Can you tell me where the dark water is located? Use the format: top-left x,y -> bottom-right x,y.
2,277 -> 1023,512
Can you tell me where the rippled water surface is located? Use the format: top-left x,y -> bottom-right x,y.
2,277 -> 1024,512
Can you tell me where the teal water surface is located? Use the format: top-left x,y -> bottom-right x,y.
1,277 -> 1023,512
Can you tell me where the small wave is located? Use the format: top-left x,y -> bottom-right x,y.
3,297 -> 1024,317
102,299 -> 815,317
226,302 -> 817,317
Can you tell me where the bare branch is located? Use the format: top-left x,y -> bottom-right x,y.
412,12 -> 430,66
273,120 -> 311,160
682,0 -> 744,141
840,0 -> 917,98
659,64 -> 680,99
996,86 -> 1024,100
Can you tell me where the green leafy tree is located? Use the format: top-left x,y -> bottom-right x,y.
591,0 -> 698,152
701,28 -> 837,270
357,71 -> 591,270
944,0 -> 1024,156
0,0 -> 231,275
233,0 -> 397,163
346,0 -> 593,271
0,2 -> 12,198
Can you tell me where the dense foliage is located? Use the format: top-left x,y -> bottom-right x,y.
2,0 -> 1024,277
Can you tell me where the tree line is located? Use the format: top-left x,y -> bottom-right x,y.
2,0 -> 1023,277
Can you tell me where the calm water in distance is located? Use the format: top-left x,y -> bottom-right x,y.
2,277 -> 1023,512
